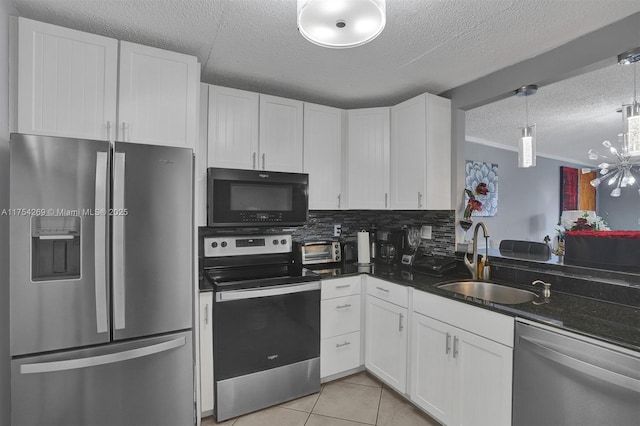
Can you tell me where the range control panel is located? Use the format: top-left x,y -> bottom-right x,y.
204,234 -> 292,257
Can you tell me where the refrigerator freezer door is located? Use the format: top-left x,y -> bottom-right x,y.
112,142 -> 193,340
11,330 -> 194,426
10,134 -> 111,356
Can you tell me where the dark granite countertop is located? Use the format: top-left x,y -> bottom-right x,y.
313,261 -> 640,353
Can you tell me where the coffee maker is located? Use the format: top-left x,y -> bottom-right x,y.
375,230 -> 405,264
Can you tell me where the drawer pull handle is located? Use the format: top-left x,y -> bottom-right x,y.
399,313 -> 404,331
335,284 -> 351,289
453,336 -> 459,358
446,332 -> 451,355
336,341 -> 351,348
376,286 -> 390,292
336,303 -> 352,309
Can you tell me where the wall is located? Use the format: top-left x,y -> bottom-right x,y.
0,0 -> 16,424
464,141 -> 587,246
597,187 -> 640,230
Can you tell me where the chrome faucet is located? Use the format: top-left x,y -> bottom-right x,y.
464,222 -> 490,280
532,280 -> 552,298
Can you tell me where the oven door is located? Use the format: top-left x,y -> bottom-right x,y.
213,281 -> 321,381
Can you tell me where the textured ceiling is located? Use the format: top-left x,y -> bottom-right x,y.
466,60 -> 640,166
10,0 -> 640,109
9,0 -> 640,164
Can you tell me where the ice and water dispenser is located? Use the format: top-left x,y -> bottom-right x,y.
31,216 -> 81,281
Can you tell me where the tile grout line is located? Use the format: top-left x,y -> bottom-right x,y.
304,383 -> 324,425
375,386 -> 383,426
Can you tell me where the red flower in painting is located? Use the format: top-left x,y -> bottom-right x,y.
475,182 -> 489,195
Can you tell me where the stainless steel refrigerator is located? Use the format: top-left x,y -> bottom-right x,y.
9,134 -> 194,426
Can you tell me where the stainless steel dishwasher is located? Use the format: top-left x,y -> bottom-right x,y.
513,321 -> 640,426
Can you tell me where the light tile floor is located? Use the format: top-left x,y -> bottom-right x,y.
202,372 -> 440,426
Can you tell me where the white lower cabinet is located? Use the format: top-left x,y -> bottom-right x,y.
320,277 -> 362,379
199,292 -> 213,416
410,292 -> 513,426
364,279 -> 408,393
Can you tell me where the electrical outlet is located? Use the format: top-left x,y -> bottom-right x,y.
421,225 -> 432,239
333,224 -> 342,237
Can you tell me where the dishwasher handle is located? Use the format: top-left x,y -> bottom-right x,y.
519,336 -> 640,393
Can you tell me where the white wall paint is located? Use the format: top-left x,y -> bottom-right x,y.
464,141 -> 587,246
0,0 -> 17,424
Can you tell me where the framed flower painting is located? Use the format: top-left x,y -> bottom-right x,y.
465,160 -> 498,217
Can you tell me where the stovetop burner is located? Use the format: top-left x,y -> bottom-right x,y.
204,264 -> 319,291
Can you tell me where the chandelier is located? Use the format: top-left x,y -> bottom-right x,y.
587,47 -> 640,197
297,0 -> 386,49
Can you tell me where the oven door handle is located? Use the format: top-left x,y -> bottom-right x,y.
216,281 -> 321,302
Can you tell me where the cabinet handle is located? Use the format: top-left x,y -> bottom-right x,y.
336,303 -> 352,309
106,121 -> 112,142
262,153 -> 265,170
121,122 -> 127,141
398,313 -> 404,331
337,194 -> 341,208
445,332 -> 451,355
204,303 -> 209,325
418,192 -> 423,208
453,336 -> 459,358
252,152 -> 256,169
336,341 -> 351,348
376,286 -> 390,293
385,193 -> 388,208
335,284 -> 351,289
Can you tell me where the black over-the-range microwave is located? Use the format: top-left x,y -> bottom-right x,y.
207,167 -> 309,227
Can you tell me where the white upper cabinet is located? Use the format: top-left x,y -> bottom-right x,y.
390,93 -> 451,210
16,18 -> 199,148
118,41 -> 199,148
259,95 -> 304,172
17,17 -> 118,140
207,85 -> 259,170
303,103 -> 344,209
346,108 -> 390,209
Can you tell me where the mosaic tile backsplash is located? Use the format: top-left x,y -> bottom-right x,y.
199,210 -> 456,257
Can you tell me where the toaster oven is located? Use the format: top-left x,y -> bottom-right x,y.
294,241 -> 341,265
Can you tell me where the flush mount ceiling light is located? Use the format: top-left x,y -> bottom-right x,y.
515,85 -> 538,168
585,48 -> 640,198
297,0 -> 386,49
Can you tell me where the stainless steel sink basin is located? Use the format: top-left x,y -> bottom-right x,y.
437,281 -> 538,305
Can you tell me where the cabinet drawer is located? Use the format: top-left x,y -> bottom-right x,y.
321,295 -> 361,339
320,331 -> 361,378
322,276 -> 361,300
366,277 -> 408,308
413,290 -> 513,347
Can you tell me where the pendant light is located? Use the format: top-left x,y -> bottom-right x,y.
586,47 -> 640,197
297,0 -> 386,49
515,85 -> 538,168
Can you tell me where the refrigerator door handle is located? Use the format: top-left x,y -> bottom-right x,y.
20,336 -> 186,374
113,152 -> 126,330
94,151 -> 109,334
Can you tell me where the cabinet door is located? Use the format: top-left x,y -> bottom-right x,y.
424,94 -> 451,210
304,103 -> 344,209
346,108 -> 390,209
17,17 -> 118,140
390,94 -> 427,209
199,292 -> 214,415
452,328 -> 513,426
320,331 -> 361,379
207,85 -> 259,170
365,295 -> 407,393
321,294 -> 361,339
410,312 -> 453,426
118,41 -> 199,148
259,95 -> 304,172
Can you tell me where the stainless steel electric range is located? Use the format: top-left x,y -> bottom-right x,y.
202,234 -> 321,421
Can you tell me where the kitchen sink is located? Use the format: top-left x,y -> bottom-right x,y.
437,281 -> 539,305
